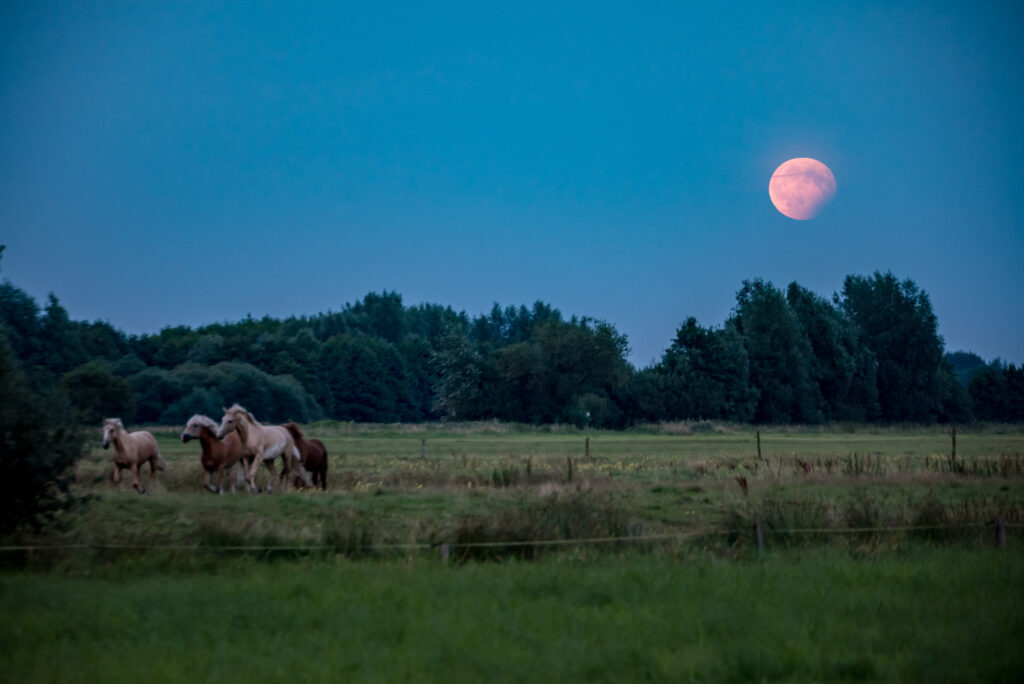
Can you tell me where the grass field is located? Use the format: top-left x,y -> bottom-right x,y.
1,550 -> 1022,682
2,422 -> 1023,680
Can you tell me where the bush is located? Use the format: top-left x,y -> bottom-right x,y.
0,332 -> 84,534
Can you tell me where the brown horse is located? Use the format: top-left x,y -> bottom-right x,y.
102,418 -> 165,494
181,414 -> 249,494
216,404 -> 312,492
282,422 -> 328,491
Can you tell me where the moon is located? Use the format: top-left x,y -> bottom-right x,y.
769,158 -> 836,220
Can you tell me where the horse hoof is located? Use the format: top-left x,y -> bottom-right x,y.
204,484 -> 219,494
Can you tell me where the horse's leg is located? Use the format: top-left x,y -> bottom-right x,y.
263,458 -> 276,494
130,463 -> 145,494
112,465 -> 122,488
291,446 -> 313,489
246,451 -> 263,493
203,469 -> 219,494
278,452 -> 291,492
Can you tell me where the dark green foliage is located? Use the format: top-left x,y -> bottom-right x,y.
786,283 -> 879,421
946,350 -> 988,387
970,363 -> 1024,421
653,317 -> 756,421
731,279 -> 820,423
0,245 -> 1007,426
321,333 -> 416,422
0,331 -> 84,534
432,326 -> 488,420
840,272 -> 961,422
60,361 -> 136,424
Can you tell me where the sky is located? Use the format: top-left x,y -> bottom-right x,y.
2,1 -> 1022,367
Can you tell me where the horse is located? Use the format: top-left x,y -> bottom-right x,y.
181,414 -> 249,494
102,418 -> 165,494
215,404 -> 313,492
282,422 -> 328,491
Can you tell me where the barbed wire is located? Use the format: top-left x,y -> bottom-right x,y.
0,521 -> 1017,553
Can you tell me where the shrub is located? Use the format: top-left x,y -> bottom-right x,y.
0,331 -> 84,534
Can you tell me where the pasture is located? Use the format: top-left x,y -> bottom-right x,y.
2,422 -> 1023,681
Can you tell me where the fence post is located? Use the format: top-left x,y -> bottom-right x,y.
996,518 -> 1006,551
755,514 -> 764,556
567,456 -> 574,482
440,542 -> 450,563
756,430 -> 762,463
585,436 -> 590,461
950,428 -> 957,472
421,439 -> 426,459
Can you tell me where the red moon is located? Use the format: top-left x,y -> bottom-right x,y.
769,158 -> 836,220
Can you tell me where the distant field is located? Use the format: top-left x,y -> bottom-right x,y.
2,423 -> 1022,680
34,421 -> 1020,560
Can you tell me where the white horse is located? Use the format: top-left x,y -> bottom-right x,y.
215,404 -> 312,493
102,418 -> 165,493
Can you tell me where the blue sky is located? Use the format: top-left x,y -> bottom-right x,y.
2,1 -> 1022,366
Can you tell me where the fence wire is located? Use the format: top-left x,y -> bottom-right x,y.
0,521 -> 1018,554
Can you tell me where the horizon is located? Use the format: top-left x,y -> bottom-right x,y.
3,2 -> 1022,367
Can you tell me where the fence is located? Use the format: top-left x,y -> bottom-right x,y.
1,519 -> 1017,562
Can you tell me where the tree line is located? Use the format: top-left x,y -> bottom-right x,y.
1,252 -> 1021,429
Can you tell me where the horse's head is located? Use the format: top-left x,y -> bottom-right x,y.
181,414 -> 210,443
101,418 -> 124,449
216,405 -> 248,440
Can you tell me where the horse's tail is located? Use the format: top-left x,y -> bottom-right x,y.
156,449 -> 167,471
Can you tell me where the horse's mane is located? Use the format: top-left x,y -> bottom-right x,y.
281,421 -> 305,442
186,414 -> 219,431
103,418 -> 125,430
225,403 -> 258,425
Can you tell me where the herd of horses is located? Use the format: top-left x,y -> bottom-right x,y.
101,404 -> 328,494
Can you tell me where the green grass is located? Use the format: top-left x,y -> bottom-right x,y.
1,548 -> 1021,682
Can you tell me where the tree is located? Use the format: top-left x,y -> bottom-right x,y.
321,333 -> 412,422
786,283 -> 879,422
656,318 -> 756,422
731,279 -> 820,423
946,351 -> 988,387
840,272 -> 955,422
61,361 -> 136,424
432,326 -> 490,420
0,330 -> 84,534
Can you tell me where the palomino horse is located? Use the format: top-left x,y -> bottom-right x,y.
181,414 -> 249,494
102,418 -> 165,494
215,404 -> 313,492
282,422 -> 328,491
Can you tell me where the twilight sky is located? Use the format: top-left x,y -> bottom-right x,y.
2,1 -> 1022,366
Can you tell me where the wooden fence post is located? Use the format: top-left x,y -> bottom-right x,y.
996,518 -> 1006,551
585,436 -> 590,461
441,542 -> 450,563
567,456 -> 574,482
421,439 -> 426,460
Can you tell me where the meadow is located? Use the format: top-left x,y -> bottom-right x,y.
2,422 -> 1023,681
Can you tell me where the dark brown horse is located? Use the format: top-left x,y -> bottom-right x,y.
282,422 -> 328,491
181,414 -> 248,494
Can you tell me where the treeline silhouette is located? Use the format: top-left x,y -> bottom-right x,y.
1,253 -> 1021,427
